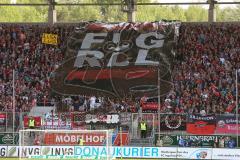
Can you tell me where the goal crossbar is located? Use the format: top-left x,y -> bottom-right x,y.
19,129 -> 113,160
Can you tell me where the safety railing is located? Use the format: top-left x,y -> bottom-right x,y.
0,111 -> 239,135
0,111 -> 239,147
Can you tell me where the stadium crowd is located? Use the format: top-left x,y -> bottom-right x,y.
173,23 -> 240,115
0,25 -> 74,112
0,23 -> 239,115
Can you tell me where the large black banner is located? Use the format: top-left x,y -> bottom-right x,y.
50,22 -> 180,98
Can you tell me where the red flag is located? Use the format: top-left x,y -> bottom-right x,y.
187,121 -> 216,135
187,114 -> 216,135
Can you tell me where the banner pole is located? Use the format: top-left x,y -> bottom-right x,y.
157,22 -> 161,141
120,127 -> 123,160
158,66 -> 161,138
5,112 -> 7,132
236,69 -> 239,147
12,69 -> 15,139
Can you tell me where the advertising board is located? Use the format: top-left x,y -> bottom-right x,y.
44,133 -> 106,146
187,114 -> 216,134
211,148 -> 240,160
215,115 -> 240,134
2,146 -> 240,159
155,134 -> 238,148
160,114 -> 186,131
0,133 -> 18,145
42,112 -> 71,129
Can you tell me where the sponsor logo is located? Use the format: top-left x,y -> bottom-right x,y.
162,136 -> 174,146
194,121 -> 207,128
165,115 -> 182,129
2,134 -> 14,144
189,149 -> 209,159
197,151 -> 208,159
44,133 -> 106,145
217,120 -> 225,128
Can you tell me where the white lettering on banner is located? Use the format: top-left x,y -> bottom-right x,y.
120,113 -> 131,125
177,135 -> 216,142
225,119 -> 240,124
85,114 -> 120,124
227,125 -> 240,131
190,115 -> 215,120
81,33 -> 107,49
44,126 -> 71,129
106,115 -> 119,124
74,32 -> 162,68
43,113 -> 71,129
55,135 -> 105,143
135,32 -> 164,49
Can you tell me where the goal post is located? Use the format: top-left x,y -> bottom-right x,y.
19,129 -> 113,159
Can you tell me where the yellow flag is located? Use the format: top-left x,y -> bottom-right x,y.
42,33 -> 58,45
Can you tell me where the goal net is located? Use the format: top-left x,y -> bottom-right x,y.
19,129 -> 113,159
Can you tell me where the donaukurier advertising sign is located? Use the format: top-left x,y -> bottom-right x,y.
50,22 -> 180,99
2,146 -> 216,160
2,145 -> 240,159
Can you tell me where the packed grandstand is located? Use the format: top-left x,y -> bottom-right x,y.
0,2 -> 240,160
0,23 -> 239,114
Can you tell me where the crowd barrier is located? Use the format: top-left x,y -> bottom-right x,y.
0,112 -> 239,129
0,112 -> 240,145
0,132 -> 239,148
19,113 -> 240,134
